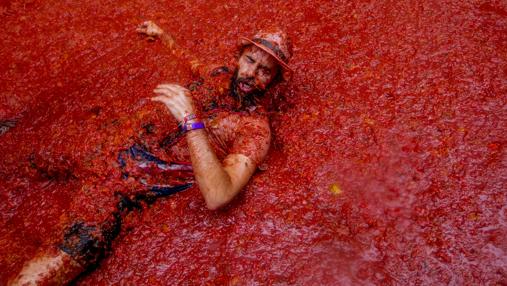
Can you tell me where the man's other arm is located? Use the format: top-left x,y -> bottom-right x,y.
137,21 -> 202,75
186,130 -> 261,210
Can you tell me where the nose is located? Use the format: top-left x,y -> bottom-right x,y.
240,63 -> 257,79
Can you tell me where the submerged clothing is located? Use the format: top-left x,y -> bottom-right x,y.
59,61 -> 272,269
117,144 -> 193,197
60,144 -> 194,268
60,108 -> 270,266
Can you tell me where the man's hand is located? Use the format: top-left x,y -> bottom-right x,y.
136,21 -> 164,38
152,84 -> 195,122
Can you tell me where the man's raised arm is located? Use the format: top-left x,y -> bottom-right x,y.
137,21 -> 202,75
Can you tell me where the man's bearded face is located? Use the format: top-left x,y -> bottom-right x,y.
234,45 -> 279,98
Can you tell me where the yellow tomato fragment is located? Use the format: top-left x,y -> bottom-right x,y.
329,183 -> 342,195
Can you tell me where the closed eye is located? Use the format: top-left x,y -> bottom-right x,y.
246,55 -> 255,63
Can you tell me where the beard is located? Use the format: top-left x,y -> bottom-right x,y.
230,69 -> 266,108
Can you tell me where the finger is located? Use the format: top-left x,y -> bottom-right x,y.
153,88 -> 176,97
153,94 -> 172,104
161,85 -> 190,98
153,94 -> 182,107
152,97 -> 175,108
157,84 -> 181,93
155,83 -> 178,90
173,85 -> 190,93
151,96 -> 168,103
153,93 -> 179,106
154,84 -> 176,91
154,85 -> 175,93
162,84 -> 188,94
155,86 -> 180,97
157,83 -> 186,90
174,91 -> 190,105
151,94 -> 173,101
165,97 -> 183,110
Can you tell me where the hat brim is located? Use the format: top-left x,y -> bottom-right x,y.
239,37 -> 293,76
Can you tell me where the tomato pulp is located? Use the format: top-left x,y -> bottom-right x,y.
1,0 -> 506,284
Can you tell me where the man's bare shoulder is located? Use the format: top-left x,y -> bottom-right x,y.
241,111 -> 270,129
233,112 -> 271,165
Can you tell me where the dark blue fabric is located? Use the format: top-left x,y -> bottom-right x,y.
129,144 -> 168,166
149,183 -> 193,197
117,144 -> 193,198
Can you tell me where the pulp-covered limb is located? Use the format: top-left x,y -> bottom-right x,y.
9,248 -> 84,286
0,119 -> 17,136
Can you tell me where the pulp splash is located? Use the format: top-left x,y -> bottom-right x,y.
1,0 -> 506,284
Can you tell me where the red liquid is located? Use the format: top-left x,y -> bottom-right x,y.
1,0 -> 506,284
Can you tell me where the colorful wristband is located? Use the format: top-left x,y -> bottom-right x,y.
179,114 -> 205,132
180,121 -> 205,132
183,114 -> 197,123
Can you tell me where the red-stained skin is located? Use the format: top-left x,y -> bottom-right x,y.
0,0 -> 506,285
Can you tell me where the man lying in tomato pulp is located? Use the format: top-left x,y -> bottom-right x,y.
10,21 -> 293,285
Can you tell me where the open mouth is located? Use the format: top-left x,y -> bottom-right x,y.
238,81 -> 254,93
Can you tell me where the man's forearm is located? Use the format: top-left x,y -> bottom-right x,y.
159,32 -> 201,75
151,82 -> 239,209
160,33 -> 176,50
186,129 -> 234,209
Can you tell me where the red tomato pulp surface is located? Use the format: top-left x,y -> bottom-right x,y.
0,0 -> 506,284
